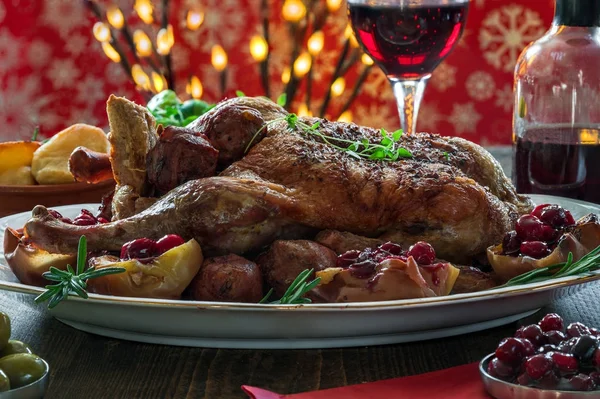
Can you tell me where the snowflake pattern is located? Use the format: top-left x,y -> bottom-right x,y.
361,69 -> 395,102
354,102 -> 399,131
47,58 -> 81,89
0,29 -> 21,74
479,4 -> 546,72
417,103 -> 444,132
0,2 -> 6,24
41,0 -> 86,40
105,62 -> 129,87
494,85 -> 513,112
448,102 -> 482,135
430,63 -> 456,92
65,34 -> 90,56
75,75 -> 107,107
466,71 -> 496,101
0,76 -> 46,140
27,40 -> 53,68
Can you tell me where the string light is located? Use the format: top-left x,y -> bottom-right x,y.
307,31 -> 324,56
361,53 -> 374,66
249,35 -> 268,62
282,0 -> 306,23
92,22 -> 111,43
293,51 -> 311,78
151,72 -> 165,92
281,66 -> 291,84
297,103 -> 312,117
186,9 -> 204,30
156,25 -> 175,55
101,42 -> 121,62
188,76 -> 203,99
106,6 -> 124,30
134,0 -> 154,24
326,0 -> 343,12
133,29 -> 153,57
331,77 -> 345,97
344,24 -> 359,48
211,44 -> 228,72
132,64 -> 150,90
338,110 -> 352,123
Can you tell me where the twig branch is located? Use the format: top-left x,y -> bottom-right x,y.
260,0 -> 270,97
338,65 -> 372,117
161,0 -> 175,90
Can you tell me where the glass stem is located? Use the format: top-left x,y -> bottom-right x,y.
390,75 -> 430,135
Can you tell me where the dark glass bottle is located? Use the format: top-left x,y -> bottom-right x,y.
512,0 -> 600,204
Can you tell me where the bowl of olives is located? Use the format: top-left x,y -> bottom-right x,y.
0,311 -> 49,399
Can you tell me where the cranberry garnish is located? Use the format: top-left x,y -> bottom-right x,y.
48,209 -> 63,219
538,344 -> 558,354
539,205 -> 575,228
349,260 -> 377,279
496,337 -> 527,366
531,203 -> 551,219
545,331 -> 567,346
570,335 -> 598,361
156,234 -> 185,254
569,374 -> 596,391
97,217 -> 109,224
539,313 -> 564,332
120,238 -> 158,260
591,328 -> 600,337
567,322 -> 592,338
519,324 -> 547,347
487,357 -> 515,380
406,241 -> 436,265
378,242 -> 403,255
558,337 -> 579,353
564,210 -> 576,226
515,215 -> 545,241
501,231 -> 521,255
550,352 -> 578,373
537,369 -> 560,389
72,214 -> 97,226
520,241 -> 550,259
336,250 -> 361,268
539,225 -> 559,243
525,354 -> 554,380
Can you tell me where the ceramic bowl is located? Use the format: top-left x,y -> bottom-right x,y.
0,357 -> 49,399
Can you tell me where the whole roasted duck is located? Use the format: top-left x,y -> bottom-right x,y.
24,96 -> 532,263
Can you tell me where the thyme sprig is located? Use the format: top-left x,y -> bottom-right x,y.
34,236 -> 126,309
245,112 -> 413,162
502,245 -> 600,287
259,268 -> 321,305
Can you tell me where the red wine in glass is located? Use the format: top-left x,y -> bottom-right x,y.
348,1 -> 469,133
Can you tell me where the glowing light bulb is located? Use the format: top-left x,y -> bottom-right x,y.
186,9 -> 204,31
282,0 -> 306,23
331,77 -> 345,97
297,103 -> 312,117
101,42 -> 120,62
106,6 -> 124,29
281,66 -> 291,84
344,24 -> 359,48
293,51 -> 311,78
361,53 -> 374,66
134,0 -> 154,24
93,22 -> 111,43
326,0 -> 343,12
249,35 -> 268,62
132,64 -> 150,89
189,76 -> 203,99
152,72 -> 164,92
338,110 -> 352,123
133,29 -> 152,57
307,31 -> 324,56
156,25 -> 174,55
211,44 -> 228,72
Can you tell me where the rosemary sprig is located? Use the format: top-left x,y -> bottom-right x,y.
259,268 -> 321,305
34,236 -> 126,309
502,245 -> 600,287
245,112 -> 413,162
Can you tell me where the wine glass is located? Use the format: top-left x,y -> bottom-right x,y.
347,0 -> 469,134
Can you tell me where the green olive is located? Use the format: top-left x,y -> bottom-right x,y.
0,312 -> 10,351
0,369 -> 9,392
0,340 -> 32,357
0,354 -> 47,389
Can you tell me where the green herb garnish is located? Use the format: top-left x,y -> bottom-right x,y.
443,151 -> 449,161
259,268 -> 321,304
502,245 -> 600,287
147,90 -> 214,127
236,90 -> 246,97
34,236 -> 126,309
31,126 -> 39,141
276,93 -> 287,107
245,113 -> 412,161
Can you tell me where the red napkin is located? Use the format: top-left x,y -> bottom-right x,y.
242,362 -> 492,399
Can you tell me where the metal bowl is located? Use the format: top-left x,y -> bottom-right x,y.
0,357 -> 49,399
480,353 -> 600,399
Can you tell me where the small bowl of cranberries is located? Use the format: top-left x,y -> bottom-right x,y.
480,313 -> 600,398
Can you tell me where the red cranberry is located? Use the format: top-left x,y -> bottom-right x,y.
590,371 -> 600,385
539,225 -> 559,243
406,241 -> 436,265
120,238 -> 158,260
570,335 -> 598,361
515,215 -> 545,241
72,214 -> 97,226
539,205 -> 575,228
537,370 -> 560,389
496,337 -> 527,366
567,322 -> 591,338
349,260 -> 377,279
545,330 -> 567,346
502,231 -> 521,255
520,241 -> 550,259
558,337 -> 579,353
97,217 -> 109,224
539,313 -> 564,332
591,328 -> 600,337
487,357 -> 515,380
378,242 -> 403,255
520,324 -> 547,347
525,354 -> 554,380
516,372 -> 532,386
538,344 -> 558,354
564,210 -> 576,226
531,204 -> 551,219
156,234 -> 185,254
48,209 -> 63,219
569,374 -> 596,391
337,250 -> 361,268
550,352 -> 578,373
519,338 -> 536,356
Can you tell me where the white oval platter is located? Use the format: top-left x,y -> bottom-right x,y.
0,194 -> 599,349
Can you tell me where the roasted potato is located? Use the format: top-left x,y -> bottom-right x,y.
0,141 -> 40,185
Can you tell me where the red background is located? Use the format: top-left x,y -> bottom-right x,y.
0,0 -> 554,144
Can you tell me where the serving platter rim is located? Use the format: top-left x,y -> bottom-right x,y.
1,194 -> 599,312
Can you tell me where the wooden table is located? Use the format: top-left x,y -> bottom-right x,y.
2,147 -> 599,398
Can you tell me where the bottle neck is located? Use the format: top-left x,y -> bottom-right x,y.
554,0 -> 600,27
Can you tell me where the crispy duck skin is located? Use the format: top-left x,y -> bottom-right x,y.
23,97 -> 530,263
